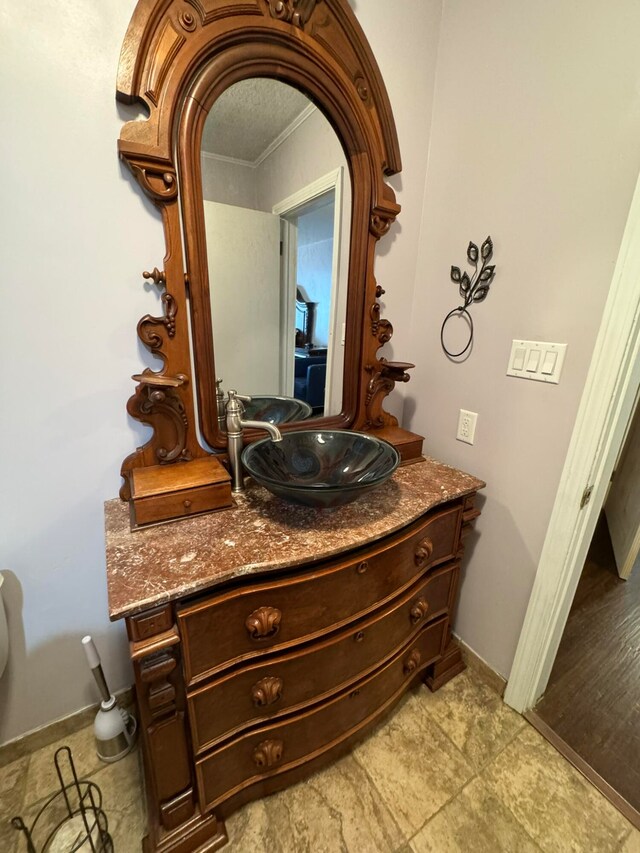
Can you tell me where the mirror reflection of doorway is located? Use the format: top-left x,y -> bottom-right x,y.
275,169 -> 345,418
281,190 -> 337,417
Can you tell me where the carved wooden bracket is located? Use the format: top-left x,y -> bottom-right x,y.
410,597 -> 429,625
252,739 -> 284,769
265,0 -> 321,28
414,536 -> 434,569
251,676 -> 284,707
364,360 -> 414,430
128,373 -> 192,466
245,606 -> 282,641
128,162 -> 178,203
370,212 -> 395,238
403,648 -> 422,676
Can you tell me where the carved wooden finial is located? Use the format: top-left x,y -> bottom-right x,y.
143,267 -> 166,288
266,0 -> 320,29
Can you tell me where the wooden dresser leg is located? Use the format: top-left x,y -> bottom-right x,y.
128,611 -> 228,853
424,638 -> 466,692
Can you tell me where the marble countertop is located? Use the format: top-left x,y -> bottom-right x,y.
104,457 -> 485,620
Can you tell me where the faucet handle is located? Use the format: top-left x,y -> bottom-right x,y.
228,389 -> 252,403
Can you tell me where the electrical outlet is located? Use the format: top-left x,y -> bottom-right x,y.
457,409 -> 478,445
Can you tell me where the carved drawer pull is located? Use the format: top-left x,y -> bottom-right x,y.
354,631 -> 365,643
349,688 -> 361,699
252,739 -> 284,769
356,560 -> 369,575
251,676 -> 284,708
403,649 -> 422,676
245,606 -> 282,641
410,597 -> 429,624
414,537 -> 434,568
183,500 -> 192,509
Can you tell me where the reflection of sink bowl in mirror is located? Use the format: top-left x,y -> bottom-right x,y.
241,430 -> 400,508
242,396 -> 313,425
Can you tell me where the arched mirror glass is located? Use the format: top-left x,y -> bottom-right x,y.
200,78 -> 352,420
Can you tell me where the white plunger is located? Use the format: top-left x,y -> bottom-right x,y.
82,635 -> 137,762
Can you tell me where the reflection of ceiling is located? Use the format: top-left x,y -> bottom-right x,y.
202,78 -> 313,165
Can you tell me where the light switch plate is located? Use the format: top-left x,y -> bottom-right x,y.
507,340 -> 567,384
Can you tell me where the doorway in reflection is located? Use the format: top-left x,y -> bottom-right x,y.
281,188 -> 340,417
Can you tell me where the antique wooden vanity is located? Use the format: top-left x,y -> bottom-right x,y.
106,461 -> 482,852
107,2 -> 484,850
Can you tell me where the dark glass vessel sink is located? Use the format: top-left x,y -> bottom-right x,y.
242,396 -> 313,425
241,429 -> 400,508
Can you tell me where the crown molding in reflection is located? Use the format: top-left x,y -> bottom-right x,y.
201,103 -> 317,170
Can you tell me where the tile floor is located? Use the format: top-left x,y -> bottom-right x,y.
2,668 -> 639,852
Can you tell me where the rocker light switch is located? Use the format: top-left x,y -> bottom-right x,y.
526,350 -> 541,372
513,348 -> 526,371
507,340 -> 567,384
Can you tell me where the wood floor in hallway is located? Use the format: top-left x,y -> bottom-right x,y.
534,513 -> 640,815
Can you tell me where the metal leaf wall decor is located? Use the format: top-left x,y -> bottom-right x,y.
441,236 -> 496,358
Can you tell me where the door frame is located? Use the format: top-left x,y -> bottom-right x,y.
273,167 -> 344,407
504,168 -> 640,713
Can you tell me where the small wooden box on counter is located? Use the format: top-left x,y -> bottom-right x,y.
374,426 -> 425,465
130,456 -> 232,528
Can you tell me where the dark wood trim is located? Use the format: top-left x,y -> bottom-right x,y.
525,710 -> 640,831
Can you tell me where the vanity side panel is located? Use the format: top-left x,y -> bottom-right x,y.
128,611 -> 227,852
425,491 -> 481,691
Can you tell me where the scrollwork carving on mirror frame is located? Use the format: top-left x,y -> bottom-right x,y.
128,163 -> 178,203
138,291 -> 177,351
370,212 -> 394,239
127,375 -> 193,468
265,0 -> 321,28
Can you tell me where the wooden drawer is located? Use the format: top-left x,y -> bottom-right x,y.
195,618 -> 447,812
133,483 -> 231,526
130,456 -> 232,527
178,504 -> 461,684
188,563 -> 458,753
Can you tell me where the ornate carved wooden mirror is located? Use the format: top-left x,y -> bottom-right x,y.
117,0 -> 417,499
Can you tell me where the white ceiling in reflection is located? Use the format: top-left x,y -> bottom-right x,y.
201,78 -> 313,164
